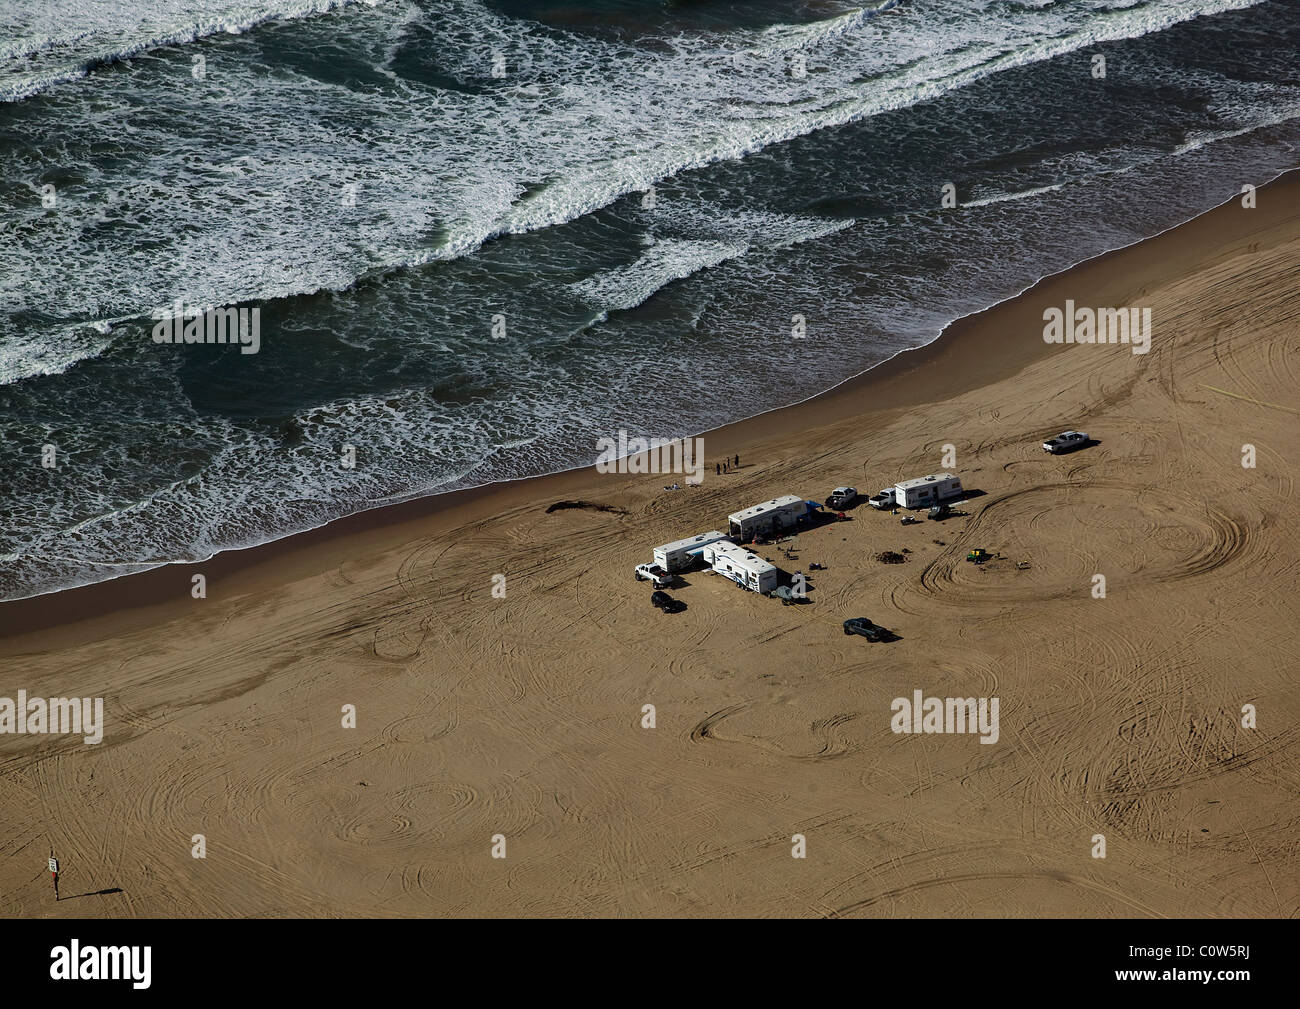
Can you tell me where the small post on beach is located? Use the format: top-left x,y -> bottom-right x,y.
49,853 -> 59,901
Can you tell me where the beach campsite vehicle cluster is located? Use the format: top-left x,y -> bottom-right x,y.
634,425 -> 1091,624
631,466 -> 1014,636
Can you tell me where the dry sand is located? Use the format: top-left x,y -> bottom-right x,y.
2,176 -> 1297,918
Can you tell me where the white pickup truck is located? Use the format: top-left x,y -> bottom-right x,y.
867,487 -> 896,509
826,486 -> 858,509
634,563 -> 673,589
1042,430 -> 1089,454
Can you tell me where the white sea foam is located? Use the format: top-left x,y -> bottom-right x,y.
1173,107 -> 1300,156
0,0 -> 1270,385
570,211 -> 854,315
571,238 -> 748,315
962,183 -> 1066,209
0,325 -> 118,385
0,0 -> 383,102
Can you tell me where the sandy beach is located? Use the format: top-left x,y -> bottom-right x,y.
2,175 -> 1297,919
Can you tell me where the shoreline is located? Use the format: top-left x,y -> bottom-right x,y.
3,169 -> 1296,646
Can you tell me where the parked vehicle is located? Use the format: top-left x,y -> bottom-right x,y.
650,590 -> 684,613
928,503 -> 951,520
634,563 -> 673,589
1042,430 -> 1089,454
702,541 -> 779,593
727,494 -> 808,542
867,488 -> 896,509
966,549 -> 988,564
843,617 -> 885,642
825,486 -> 858,509
770,585 -> 797,605
894,472 -> 963,509
652,530 -> 731,573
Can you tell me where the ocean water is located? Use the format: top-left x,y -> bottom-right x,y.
1,0 -> 1298,600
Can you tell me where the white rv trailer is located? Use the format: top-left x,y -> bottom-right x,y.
700,541 -> 732,566
653,530 -> 733,574
704,541 -> 779,594
727,494 -> 808,542
893,472 -> 963,509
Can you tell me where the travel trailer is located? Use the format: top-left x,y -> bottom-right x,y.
703,541 -> 779,594
700,541 -> 731,567
727,495 -> 808,542
894,473 -> 963,509
652,530 -> 733,573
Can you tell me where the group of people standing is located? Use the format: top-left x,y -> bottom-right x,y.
715,454 -> 740,476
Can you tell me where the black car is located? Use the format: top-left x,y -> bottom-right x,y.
651,590 -> 685,613
928,503 -> 951,520
843,617 -> 884,642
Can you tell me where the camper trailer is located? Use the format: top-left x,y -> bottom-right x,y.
894,473 -> 963,509
653,530 -> 733,574
727,495 -> 808,542
704,542 -> 779,594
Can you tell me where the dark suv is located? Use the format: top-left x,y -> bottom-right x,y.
651,590 -> 685,613
843,617 -> 884,642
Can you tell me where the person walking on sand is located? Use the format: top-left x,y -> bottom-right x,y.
734,454 -> 739,468
715,462 -> 720,476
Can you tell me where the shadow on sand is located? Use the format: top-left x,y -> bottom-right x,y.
58,887 -> 124,901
